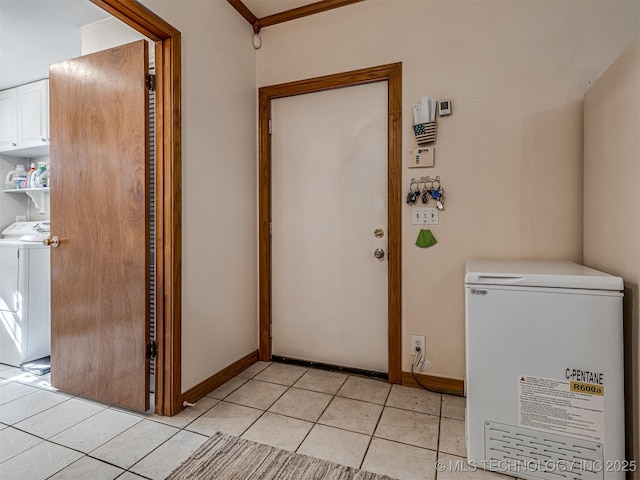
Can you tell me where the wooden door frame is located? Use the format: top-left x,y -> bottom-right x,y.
88,0 -> 182,415
258,63 -> 402,383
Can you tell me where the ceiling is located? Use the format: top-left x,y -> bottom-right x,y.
0,0 -> 357,91
228,0 -> 364,32
0,0 -> 109,90
242,0 -> 318,19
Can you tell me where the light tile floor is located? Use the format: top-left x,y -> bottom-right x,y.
0,361 -> 506,480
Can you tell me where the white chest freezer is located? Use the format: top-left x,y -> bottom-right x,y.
465,260 -> 625,480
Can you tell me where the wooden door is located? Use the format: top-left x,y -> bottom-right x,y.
271,82 -> 389,372
49,40 -> 150,412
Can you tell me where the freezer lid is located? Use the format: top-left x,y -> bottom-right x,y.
465,259 -> 624,291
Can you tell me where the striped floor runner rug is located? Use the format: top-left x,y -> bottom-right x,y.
167,432 -> 395,480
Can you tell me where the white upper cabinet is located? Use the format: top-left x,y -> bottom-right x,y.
0,79 -> 49,155
0,89 -> 18,151
18,80 -> 49,149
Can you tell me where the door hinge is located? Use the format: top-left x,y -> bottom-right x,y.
269,221 -> 272,237
270,323 -> 272,337
146,73 -> 156,92
146,340 -> 158,359
269,119 -> 272,135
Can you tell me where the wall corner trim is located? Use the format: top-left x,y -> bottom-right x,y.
180,350 -> 259,406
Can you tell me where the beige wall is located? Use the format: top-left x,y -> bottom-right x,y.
81,18 -> 150,57
584,35 -> 640,478
139,0 -> 258,392
257,1 -> 640,379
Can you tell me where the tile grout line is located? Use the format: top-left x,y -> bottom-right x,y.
7,410 -> 112,464
84,422 -> 184,476
9,397 -> 117,441
0,393 -> 76,431
0,372 -> 157,479
2,362 -> 465,480
42,454 -> 133,480
204,378 -> 249,400
357,379 -> 393,470
183,366 -> 271,435
1,387 -> 164,478
222,371 -> 443,459
212,365 -> 345,447
294,374 -> 351,455
3,423 -> 143,480
234,374 -> 446,415
43,455 -> 86,480
0,386 -> 41,405
435,394 -> 444,480
147,396 -> 221,429
0,428 -> 46,465
41,412 -> 145,457
7,398 -> 159,472
293,372 -> 351,454
234,366 -> 307,440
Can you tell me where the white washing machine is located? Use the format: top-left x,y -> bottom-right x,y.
0,221 -> 51,367
465,260 -> 626,480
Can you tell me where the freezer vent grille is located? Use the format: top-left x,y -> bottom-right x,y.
484,421 -> 603,480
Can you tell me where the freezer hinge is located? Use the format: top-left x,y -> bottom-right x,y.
146,340 -> 158,359
146,73 -> 156,92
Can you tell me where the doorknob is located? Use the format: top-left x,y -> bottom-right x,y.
374,248 -> 385,259
43,236 -> 60,248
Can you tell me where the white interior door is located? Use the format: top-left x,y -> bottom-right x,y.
271,82 -> 389,373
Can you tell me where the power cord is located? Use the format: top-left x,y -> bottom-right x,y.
411,345 -> 459,396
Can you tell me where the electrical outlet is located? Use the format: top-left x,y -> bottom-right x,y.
410,335 -> 426,356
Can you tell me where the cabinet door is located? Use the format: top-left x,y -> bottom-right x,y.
18,80 -> 49,149
0,88 -> 18,151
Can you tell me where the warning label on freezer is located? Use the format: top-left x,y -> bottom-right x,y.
518,374 -> 604,442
